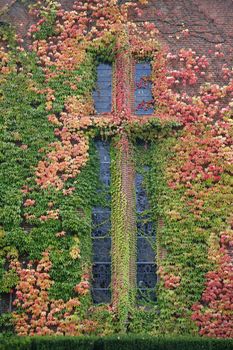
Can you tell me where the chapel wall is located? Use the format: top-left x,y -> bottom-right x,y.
1,0 -> 233,87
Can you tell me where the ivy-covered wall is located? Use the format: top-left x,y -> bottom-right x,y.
0,0 -> 232,339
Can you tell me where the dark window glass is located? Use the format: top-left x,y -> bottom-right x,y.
93,64 -> 112,113
0,293 -> 12,314
136,169 -> 157,302
92,140 -> 111,304
228,246 -> 233,260
134,63 -> 154,115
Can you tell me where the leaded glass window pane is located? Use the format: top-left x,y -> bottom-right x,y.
93,64 -> 112,113
91,140 -> 111,304
136,165 -> 157,303
134,63 -> 154,115
0,293 -> 11,314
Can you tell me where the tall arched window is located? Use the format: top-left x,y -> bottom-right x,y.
91,60 -> 157,305
136,166 -> 157,302
91,140 -> 111,304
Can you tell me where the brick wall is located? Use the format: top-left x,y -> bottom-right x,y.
130,0 -> 233,85
1,0 -> 233,86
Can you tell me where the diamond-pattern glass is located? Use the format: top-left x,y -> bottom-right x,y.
92,141 -> 111,304
93,64 -> 112,113
134,63 -> 154,115
136,167 -> 157,302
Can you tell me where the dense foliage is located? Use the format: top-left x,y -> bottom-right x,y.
1,335 -> 233,350
0,0 -> 232,338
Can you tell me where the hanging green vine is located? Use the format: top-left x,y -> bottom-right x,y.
110,136 -> 136,332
